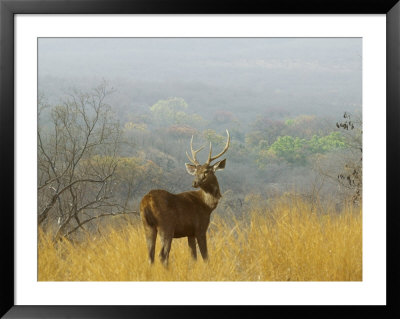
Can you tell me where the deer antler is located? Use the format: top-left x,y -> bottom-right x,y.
186,135 -> 205,165
206,130 -> 230,165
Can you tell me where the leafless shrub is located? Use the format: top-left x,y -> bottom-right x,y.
38,83 -> 137,240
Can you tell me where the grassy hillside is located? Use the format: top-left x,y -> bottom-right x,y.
38,197 -> 362,281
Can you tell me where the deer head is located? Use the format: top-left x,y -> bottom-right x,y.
185,130 -> 230,190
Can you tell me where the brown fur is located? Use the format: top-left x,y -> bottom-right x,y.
140,161 -> 225,266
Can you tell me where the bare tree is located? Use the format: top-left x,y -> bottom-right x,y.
38,83 -> 135,240
335,112 -> 362,204
314,112 -> 362,206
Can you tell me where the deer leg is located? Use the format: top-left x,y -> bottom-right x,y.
188,236 -> 197,260
144,226 -> 157,264
159,232 -> 173,267
196,234 -> 208,261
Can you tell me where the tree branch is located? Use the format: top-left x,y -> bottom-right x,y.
64,211 -> 139,237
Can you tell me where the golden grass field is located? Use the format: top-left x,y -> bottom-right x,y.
38,198 -> 362,281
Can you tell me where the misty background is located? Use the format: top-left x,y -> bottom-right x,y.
38,38 -> 362,236
39,38 -> 361,118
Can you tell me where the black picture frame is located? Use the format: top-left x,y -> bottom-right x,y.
1,0 -> 399,318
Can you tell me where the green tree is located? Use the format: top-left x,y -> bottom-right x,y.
308,132 -> 346,154
150,97 -> 188,125
150,97 -> 205,127
270,136 -> 308,164
203,129 -> 226,146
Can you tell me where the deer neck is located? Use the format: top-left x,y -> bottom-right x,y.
199,176 -> 221,210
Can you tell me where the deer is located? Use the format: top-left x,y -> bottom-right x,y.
140,130 -> 230,266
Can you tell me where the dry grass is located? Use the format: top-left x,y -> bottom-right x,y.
38,198 -> 362,281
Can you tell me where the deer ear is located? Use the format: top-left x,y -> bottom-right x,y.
185,163 -> 197,175
212,159 -> 226,172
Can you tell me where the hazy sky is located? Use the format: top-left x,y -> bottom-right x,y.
39,38 -> 361,78
38,38 -> 362,118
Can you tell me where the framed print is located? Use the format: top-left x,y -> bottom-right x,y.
1,0 -> 399,318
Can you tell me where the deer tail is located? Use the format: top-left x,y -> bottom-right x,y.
142,206 -> 157,228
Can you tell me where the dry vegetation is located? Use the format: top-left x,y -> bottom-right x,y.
38,197 -> 362,281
